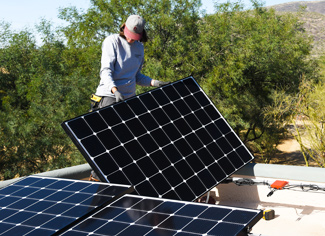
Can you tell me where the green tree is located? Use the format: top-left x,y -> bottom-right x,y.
264,76 -> 325,167
0,0 -> 204,179
0,21 -> 90,180
58,0 -> 202,94
60,1 -> 318,142
195,1 -> 319,161
0,0 -> 322,179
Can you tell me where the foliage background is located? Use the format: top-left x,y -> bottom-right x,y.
0,0 -> 323,180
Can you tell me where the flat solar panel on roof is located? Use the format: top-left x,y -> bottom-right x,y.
62,76 -> 255,201
61,194 -> 263,236
0,176 -> 132,236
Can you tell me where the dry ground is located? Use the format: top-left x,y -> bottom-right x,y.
258,136 -> 320,167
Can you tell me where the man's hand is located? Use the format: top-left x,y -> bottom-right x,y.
152,80 -> 171,87
114,90 -> 124,103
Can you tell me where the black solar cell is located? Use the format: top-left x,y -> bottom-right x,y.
0,76 -> 263,235
0,176 -> 132,236
62,76 -> 255,201
62,195 -> 263,236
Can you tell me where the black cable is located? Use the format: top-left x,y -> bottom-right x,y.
230,178 -> 325,196
267,189 -> 276,197
233,178 -> 270,187
284,184 -> 325,192
234,178 -> 255,186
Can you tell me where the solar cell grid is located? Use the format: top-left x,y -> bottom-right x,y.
62,76 -> 255,201
0,176 -> 132,236
61,194 -> 263,236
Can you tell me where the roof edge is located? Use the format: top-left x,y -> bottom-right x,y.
1,163 -> 324,189
235,163 -> 325,183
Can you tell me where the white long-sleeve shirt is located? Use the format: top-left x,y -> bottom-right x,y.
95,34 -> 152,98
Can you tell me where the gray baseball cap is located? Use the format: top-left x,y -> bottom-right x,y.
124,15 -> 146,40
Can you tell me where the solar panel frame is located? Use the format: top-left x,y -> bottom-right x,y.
0,176 -> 133,236
60,194 -> 263,236
62,76 -> 255,201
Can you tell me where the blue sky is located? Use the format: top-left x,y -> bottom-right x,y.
0,0 -> 314,32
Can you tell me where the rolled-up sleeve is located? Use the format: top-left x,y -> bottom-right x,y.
98,37 -> 117,94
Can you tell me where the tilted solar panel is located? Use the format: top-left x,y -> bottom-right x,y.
61,194 -> 263,236
62,76 -> 254,201
0,176 -> 132,236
